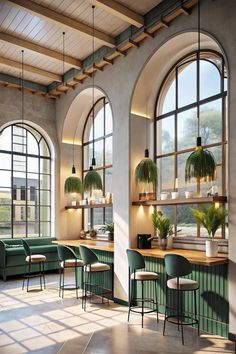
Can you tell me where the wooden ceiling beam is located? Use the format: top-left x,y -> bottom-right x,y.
0,56 -> 62,82
0,32 -> 81,68
88,0 -> 144,28
6,0 -> 115,47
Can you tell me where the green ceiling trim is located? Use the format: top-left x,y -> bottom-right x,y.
0,73 -> 47,93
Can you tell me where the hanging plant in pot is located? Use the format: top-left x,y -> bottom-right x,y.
135,149 -> 158,201
64,165 -> 83,205
83,165 -> 103,198
191,204 -> 227,257
151,209 -> 173,250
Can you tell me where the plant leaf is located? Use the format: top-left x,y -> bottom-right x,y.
135,158 -> 158,188
185,148 -> 216,182
83,170 -> 103,193
64,176 -> 83,194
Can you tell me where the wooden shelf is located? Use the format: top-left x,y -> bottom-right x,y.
65,203 -> 113,210
132,196 -> 227,206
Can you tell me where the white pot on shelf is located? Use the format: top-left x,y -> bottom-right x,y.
205,239 -> 218,257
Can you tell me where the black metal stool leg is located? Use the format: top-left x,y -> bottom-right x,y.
42,261 -> 46,289
59,265 -> 62,297
62,266 -> 65,298
39,262 -> 42,291
194,289 -> 200,336
180,290 -> 184,345
27,262 -> 31,292
141,280 -> 144,328
155,280 -> 159,323
75,265 -> 78,299
163,283 -> 168,336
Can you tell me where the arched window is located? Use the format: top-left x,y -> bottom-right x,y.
82,97 -> 113,230
155,50 -> 227,238
0,123 -> 51,238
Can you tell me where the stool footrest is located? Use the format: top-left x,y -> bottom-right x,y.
130,305 -> 158,315
165,314 -> 198,326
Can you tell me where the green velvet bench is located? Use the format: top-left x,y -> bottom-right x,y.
0,237 -> 59,281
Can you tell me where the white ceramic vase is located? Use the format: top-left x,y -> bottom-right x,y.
205,239 -> 218,257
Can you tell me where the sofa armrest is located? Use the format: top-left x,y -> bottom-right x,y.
0,241 -> 6,268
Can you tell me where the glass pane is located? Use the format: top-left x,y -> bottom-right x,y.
0,153 -> 11,170
94,140 -> 104,167
200,165 -> 222,197
84,115 -> 93,143
105,168 -> 112,194
40,158 -> 50,174
0,205 -> 11,222
40,222 -> 50,237
40,190 -> 50,206
27,131 -> 39,155
83,144 -> 93,170
178,61 -> 197,108
93,208 -> 104,227
0,171 -> 11,187
0,187 -> 11,204
28,206 -> 38,221
156,115 -> 175,155
105,207 -> 113,224
13,172 -> 26,187
14,205 -> 26,222
178,108 -> 197,151
40,174 -> 50,190
158,206 -> 174,224
157,156 -> 175,193
105,137 -> 112,165
40,206 -> 50,221
27,157 -> 39,173
105,103 -> 113,135
177,152 -> 198,198
0,222 -> 11,238
208,145 -> 222,165
13,155 -> 26,172
39,139 -> 50,157
0,127 -> 11,151
177,204 -> 197,237
200,99 -> 222,146
28,174 -> 39,189
13,143 -> 26,154
161,78 -> 176,114
200,59 -> 221,100
94,107 -> 104,139
28,222 -> 39,237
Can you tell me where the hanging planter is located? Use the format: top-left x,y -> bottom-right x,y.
64,167 -> 83,195
185,137 -> 216,182
135,149 -> 158,201
83,167 -> 103,197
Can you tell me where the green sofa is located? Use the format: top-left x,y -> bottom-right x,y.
0,237 -> 59,281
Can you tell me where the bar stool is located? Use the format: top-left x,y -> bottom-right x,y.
57,245 -> 84,298
126,249 -> 159,328
163,254 -> 199,345
22,239 -> 46,292
79,245 -> 110,311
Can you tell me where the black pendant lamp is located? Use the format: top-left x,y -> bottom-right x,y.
134,103 -> 158,198
83,5 -> 103,197
63,32 -> 83,195
185,1 -> 216,183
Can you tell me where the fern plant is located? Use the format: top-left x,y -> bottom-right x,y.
191,204 -> 227,238
83,167 -> 103,196
185,146 -> 216,183
151,209 -> 173,239
64,176 -> 83,194
135,158 -> 158,189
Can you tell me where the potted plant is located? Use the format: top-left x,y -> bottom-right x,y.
191,204 -> 227,257
106,223 -> 114,241
151,209 -> 173,250
83,167 -> 103,197
64,166 -> 83,206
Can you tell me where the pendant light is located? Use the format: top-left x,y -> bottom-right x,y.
83,5 -> 103,197
185,1 -> 216,183
63,32 -> 83,196
134,100 -> 158,200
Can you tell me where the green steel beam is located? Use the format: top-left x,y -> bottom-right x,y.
0,72 -> 47,93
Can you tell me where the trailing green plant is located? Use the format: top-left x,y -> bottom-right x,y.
106,223 -> 114,233
191,204 -> 227,238
185,147 -> 216,183
151,209 -> 173,239
135,158 -> 158,188
83,167 -> 103,196
64,176 -> 83,194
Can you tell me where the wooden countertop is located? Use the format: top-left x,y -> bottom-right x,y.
53,239 -> 114,252
135,247 -> 228,266
53,240 -> 228,266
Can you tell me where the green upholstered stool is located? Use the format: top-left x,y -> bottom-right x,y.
163,254 -> 199,345
57,245 -> 84,299
22,239 -> 46,292
79,245 -> 110,311
126,249 -> 159,328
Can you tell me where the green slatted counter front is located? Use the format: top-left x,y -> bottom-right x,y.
54,240 -> 228,337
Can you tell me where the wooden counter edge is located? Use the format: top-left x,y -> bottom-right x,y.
53,239 -> 114,252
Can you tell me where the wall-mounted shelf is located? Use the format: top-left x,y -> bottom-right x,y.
65,203 -> 113,210
132,196 -> 227,206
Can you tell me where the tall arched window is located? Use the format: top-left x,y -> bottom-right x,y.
82,97 -> 113,230
155,50 -> 227,238
0,123 -> 51,238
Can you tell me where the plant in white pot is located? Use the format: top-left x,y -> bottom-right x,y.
151,209 -> 173,250
192,204 -> 227,257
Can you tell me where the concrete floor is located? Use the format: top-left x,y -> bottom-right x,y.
0,272 -> 234,354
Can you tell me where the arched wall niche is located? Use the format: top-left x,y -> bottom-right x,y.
61,86 -> 112,146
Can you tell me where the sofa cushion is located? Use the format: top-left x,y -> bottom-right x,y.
4,243 -> 22,248
5,248 -> 24,256
30,245 -> 58,253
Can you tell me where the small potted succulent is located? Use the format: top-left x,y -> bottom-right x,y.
106,223 -> 114,241
192,204 -> 227,257
151,209 -> 173,250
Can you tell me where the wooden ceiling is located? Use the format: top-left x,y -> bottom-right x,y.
0,0 -> 198,99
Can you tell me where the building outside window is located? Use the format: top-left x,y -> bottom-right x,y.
82,97 -> 113,232
155,50 -> 227,238
0,123 -> 51,238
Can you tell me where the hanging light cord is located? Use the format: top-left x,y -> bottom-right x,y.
92,5 -> 95,166
21,50 -> 24,128
145,102 -> 149,158
62,31 -> 65,86
197,0 -> 200,139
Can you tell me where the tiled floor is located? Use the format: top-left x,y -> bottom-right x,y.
0,272 -> 234,354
